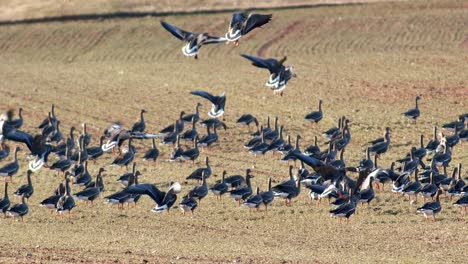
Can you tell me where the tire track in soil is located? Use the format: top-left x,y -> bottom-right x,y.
256,20 -> 304,57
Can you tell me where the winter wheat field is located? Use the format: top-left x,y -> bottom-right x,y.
0,0 -> 467,263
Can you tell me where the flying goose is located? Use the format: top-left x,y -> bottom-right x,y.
190,90 -> 226,118
161,21 -> 226,59
225,12 -> 272,45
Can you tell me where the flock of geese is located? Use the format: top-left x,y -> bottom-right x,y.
0,11 -> 467,224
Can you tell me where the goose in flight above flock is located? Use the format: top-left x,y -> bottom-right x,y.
190,90 -> 226,118
160,21 -> 227,59
225,12 -> 272,46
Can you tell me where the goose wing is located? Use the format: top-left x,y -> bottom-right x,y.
241,54 -> 283,74
242,14 -> 272,35
160,21 -> 194,41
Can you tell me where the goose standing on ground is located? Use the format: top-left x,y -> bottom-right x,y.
0,146 -> 20,182
401,168 -> 422,202
5,108 -> 23,129
260,177 -> 274,215
50,145 -> 72,176
240,54 -> 296,96
210,170 -> 229,200
190,90 -> 226,118
186,157 -> 211,181
56,176 -> 75,220
453,195 -> 468,215
359,176 -> 375,206
425,127 -> 440,152
417,190 -> 442,221
199,118 -> 228,130
179,196 -> 198,215
442,116 -> 465,132
198,125 -> 219,149
40,174 -> 67,211
187,172 -> 209,204
369,127 -> 391,158
143,138 -> 159,162
74,168 -> 105,204
330,191 -> 358,224
181,117 -> 198,142
182,103 -> 202,124
402,96 -> 421,124
180,137 -> 200,164
305,100 -> 323,124
0,182 -> 10,216
230,169 -> 254,206
111,138 -> 135,169
169,135 -> 183,162
6,194 -> 28,221
242,187 -> 263,211
419,171 -> 438,202
160,21 -> 226,59
237,114 -> 259,131
272,173 -> 302,206
131,109 -> 147,133
225,12 -> 272,45
38,104 -> 56,129
14,170 -> 34,200
87,136 -> 105,161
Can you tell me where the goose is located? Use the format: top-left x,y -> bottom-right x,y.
459,127 -> 468,142
6,194 -> 28,221
105,167 -> 139,209
412,134 -> 427,163
229,169 -> 254,205
369,127 -> 391,157
179,137 -> 200,164
143,138 -> 159,162
186,157 -> 211,181
5,108 -> 23,129
445,127 -> 460,148
179,196 -> 198,215
268,125 -> 285,152
281,135 -> 301,164
190,90 -> 226,118
199,118 -> 227,130
198,125 -> 219,149
86,136 -> 105,161
182,103 -> 202,124
417,190 -> 442,221
56,176 -> 75,220
425,127 -> 440,152
356,148 -> 373,172
74,168 -> 105,204
223,171 -> 245,189
0,144 -> 9,162
371,162 -> 399,191
48,120 -> 63,143
244,125 -> 262,149
272,174 -> 302,206
403,149 -> 419,174
278,135 -> 293,155
116,163 -> 138,187
14,170 -> 34,200
402,95 -> 421,124
186,171 -> 209,204
71,137 -> 88,163
453,195 -> 468,214
39,175 -> 68,211
401,168 -> 422,202
181,117 -> 198,142
323,116 -> 344,139
50,145 -> 72,176
169,135 -> 183,162
237,114 -> 259,130
391,171 -> 410,195
52,127 -> 76,157
264,116 -> 279,141
225,12 -> 272,45
161,121 -> 182,145
442,116 -> 465,132
0,182 -> 10,216
73,161 -> 92,188
210,170 -> 229,200
249,131 -> 270,157
330,191 -> 358,224
131,109 -> 147,133
448,164 -> 465,197
161,20 -> 226,59
260,177 -> 274,215
419,171 -> 438,202
0,146 -> 20,182
38,104 -> 56,129
305,100 -> 323,124
125,181 -> 181,213
242,187 -> 263,211
2,113 -> 34,151
439,166 -> 458,192
358,176 -> 375,206
433,139 -> 451,167
304,136 -> 320,157
158,112 -> 185,137
110,138 -> 135,169
41,113 -> 57,138
240,54 -> 296,95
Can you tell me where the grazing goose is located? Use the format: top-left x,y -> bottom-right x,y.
179,196 -> 198,215
56,176 -> 75,220
0,146 -> 20,182
14,170 -> 34,200
453,195 -> 468,214
237,114 -> 259,130
240,54 -> 296,95
369,127 -> 391,157
242,187 -> 263,210
260,177 -> 274,215
225,12 -> 272,45
161,21 -> 226,59
143,138 -> 159,162
417,190 -> 442,221
182,103 -> 202,124
198,125 -> 219,149
86,136 -> 105,161
229,169 -> 254,206
74,168 -> 105,204
425,127 -> 440,152
179,137 -> 200,164
5,108 -> 23,129
181,117 -> 198,142
187,171 -> 209,204
401,169 -> 422,202
190,90 -> 226,118
210,170 -> 229,200
0,182 -> 10,216
442,116 -> 465,132
6,195 -> 28,221
111,138 -> 135,169
186,157 -> 211,181
305,100 -> 323,124
402,95 -> 421,124
131,109 -> 147,133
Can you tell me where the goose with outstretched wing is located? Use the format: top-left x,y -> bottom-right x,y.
225,13 -> 272,45
190,90 -> 226,118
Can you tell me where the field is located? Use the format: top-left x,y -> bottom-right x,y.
0,0 -> 467,263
